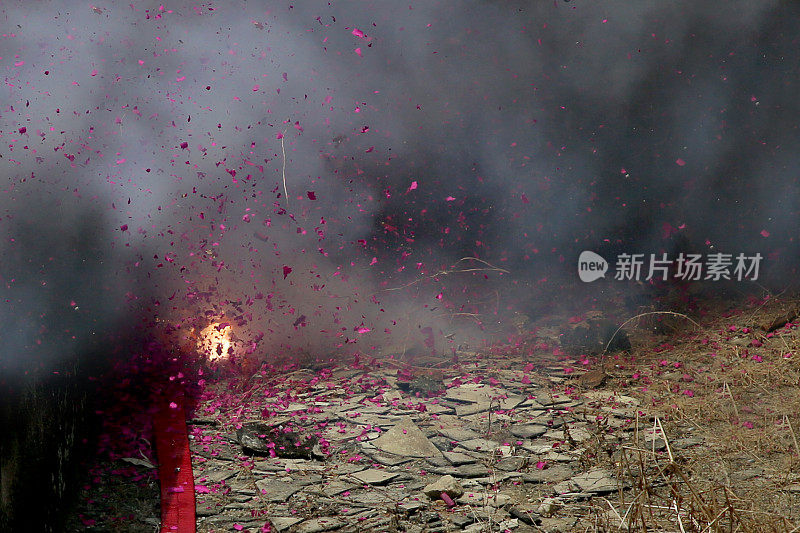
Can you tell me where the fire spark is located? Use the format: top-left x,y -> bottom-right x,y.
197,322 -> 233,361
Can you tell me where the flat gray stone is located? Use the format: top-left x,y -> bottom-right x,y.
203,518 -> 263,530
270,516 -> 304,532
451,514 -> 475,528
510,424 -> 548,439
294,517 -> 347,533
451,463 -> 490,478
509,506 -> 541,525
321,480 -> 358,496
226,477 -> 256,495
254,479 -> 305,502
495,457 -> 527,472
346,488 -> 406,505
198,467 -> 236,483
195,496 -> 220,517
570,469 -> 617,494
497,395 -> 526,410
445,383 -> 504,403
457,491 -> 513,507
428,465 -> 461,477
367,452 -> 412,466
423,474 -> 465,499
438,427 -> 481,442
443,451 -> 478,466
458,438 -> 500,452
455,403 -> 491,416
372,416 -> 442,458
397,498 -> 427,513
424,402 -> 454,414
282,459 -> 327,472
350,468 -> 399,485
292,474 -> 324,487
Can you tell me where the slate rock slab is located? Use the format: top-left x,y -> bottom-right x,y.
438,426 -> 481,442
294,517 -> 347,533
372,416 -> 441,458
423,474 -> 465,499
445,383 -> 503,403
236,421 -> 318,458
270,516 -> 304,532
350,468 -> 399,485
458,437 -> 500,452
254,479 -> 305,502
569,469 -> 617,494
510,424 -> 548,439
457,491 -> 513,507
510,506 -> 542,525
442,451 -> 478,466
451,463 -> 490,478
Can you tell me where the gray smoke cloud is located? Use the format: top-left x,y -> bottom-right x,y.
1,1 -> 797,374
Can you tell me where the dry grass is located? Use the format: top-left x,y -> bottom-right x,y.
578,293 -> 800,532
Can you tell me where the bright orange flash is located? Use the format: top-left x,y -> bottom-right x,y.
198,322 -> 232,361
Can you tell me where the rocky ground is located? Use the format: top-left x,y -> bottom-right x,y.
189,358 -> 628,533
68,292 -> 800,532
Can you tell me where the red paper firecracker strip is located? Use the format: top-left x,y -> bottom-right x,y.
153,392 -> 196,533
